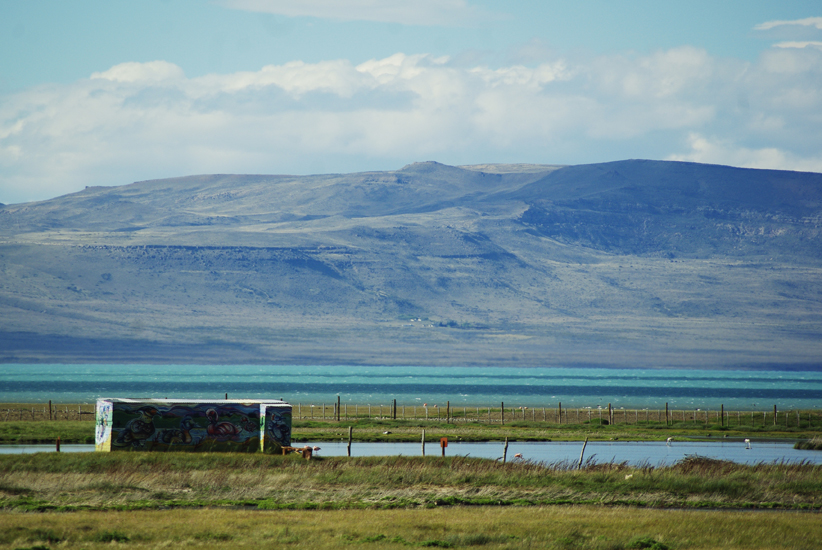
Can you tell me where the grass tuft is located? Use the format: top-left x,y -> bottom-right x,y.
794,436 -> 822,450
91,530 -> 130,542
626,536 -> 669,549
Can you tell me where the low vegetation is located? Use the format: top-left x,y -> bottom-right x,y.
2,410 -> 820,445
3,505 -> 822,550
1,452 -> 820,512
2,420 -> 821,549
794,437 -> 822,450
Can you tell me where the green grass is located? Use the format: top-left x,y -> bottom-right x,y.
1,411 -> 820,445
794,437 -> 822,450
2,400 -> 821,449
291,417 -> 822,444
1,506 -> 821,549
0,453 -> 820,512
0,421 -> 93,444
1,452 -> 821,549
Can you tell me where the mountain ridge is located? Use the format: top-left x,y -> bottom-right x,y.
1,159 -> 820,367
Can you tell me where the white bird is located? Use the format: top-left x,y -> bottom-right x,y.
744,439 -> 751,449
666,437 -> 673,446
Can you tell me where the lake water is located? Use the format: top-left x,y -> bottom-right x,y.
2,441 -> 819,466
1,364 -> 821,410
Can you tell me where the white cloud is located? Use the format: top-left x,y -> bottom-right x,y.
218,0 -> 494,26
754,17 -> 822,32
1,46 -> 822,204
773,41 -> 822,49
90,61 -> 185,83
668,133 -> 822,173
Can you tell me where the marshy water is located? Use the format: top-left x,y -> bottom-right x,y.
2,440 -> 820,466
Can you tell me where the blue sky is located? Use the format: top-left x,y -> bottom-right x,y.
1,1 -> 821,204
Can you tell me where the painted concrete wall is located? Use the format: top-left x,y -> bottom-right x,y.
260,403 -> 292,453
95,399 -> 113,452
96,398 -> 291,452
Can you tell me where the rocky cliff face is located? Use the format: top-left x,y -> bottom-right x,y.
1,160 -> 820,367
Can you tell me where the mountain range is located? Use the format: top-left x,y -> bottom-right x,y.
1,159 -> 821,368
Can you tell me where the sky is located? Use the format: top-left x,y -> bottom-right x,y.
1,1 -> 821,204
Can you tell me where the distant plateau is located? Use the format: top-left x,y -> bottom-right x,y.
1,159 -> 820,368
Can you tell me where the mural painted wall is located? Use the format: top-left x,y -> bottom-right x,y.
260,403 -> 292,453
95,399 -> 113,452
96,399 -> 291,453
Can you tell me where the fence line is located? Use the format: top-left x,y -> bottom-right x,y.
1,402 -> 819,429
290,402 -> 820,429
1,404 -> 95,422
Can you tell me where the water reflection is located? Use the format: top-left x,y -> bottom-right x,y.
2,441 -> 818,466
301,440 -> 819,466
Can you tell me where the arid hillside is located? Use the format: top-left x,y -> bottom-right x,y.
1,160 -> 821,367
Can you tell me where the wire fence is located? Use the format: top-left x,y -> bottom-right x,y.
291,401 -> 822,429
1,403 -> 95,422
1,401 -> 820,429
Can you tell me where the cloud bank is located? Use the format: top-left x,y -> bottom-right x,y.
753,16 -> 822,32
2,45 -> 822,204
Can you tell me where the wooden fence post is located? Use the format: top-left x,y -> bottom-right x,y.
577,436 -> 588,469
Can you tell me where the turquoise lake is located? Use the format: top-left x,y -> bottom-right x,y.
1,364 -> 820,410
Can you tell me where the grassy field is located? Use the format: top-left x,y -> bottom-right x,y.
2,426 -> 821,549
1,452 -> 820,512
1,413 -> 820,445
2,506 -> 822,550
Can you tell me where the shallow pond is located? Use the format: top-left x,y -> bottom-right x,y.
2,440 -> 819,466
297,440 -> 820,466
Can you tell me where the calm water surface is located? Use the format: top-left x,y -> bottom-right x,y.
2,364 -> 821,410
2,441 -> 819,466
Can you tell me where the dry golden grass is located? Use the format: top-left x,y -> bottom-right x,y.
1,506 -> 821,550
2,454 -> 821,512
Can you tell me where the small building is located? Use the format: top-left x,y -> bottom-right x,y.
95,398 -> 291,453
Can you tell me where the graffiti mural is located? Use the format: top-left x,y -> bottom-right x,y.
96,399 -> 291,453
260,403 -> 292,453
95,399 -> 113,452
